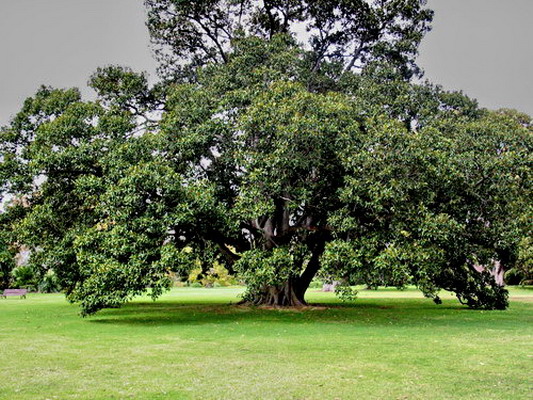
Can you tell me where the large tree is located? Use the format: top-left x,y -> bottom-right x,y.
1,2 -> 531,315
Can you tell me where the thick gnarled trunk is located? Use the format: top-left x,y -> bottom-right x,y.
239,196 -> 330,306
247,278 -> 307,306
242,235 -> 327,307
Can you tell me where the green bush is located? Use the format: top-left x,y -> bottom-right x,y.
505,269 -> 524,285
38,269 -> 61,293
308,279 -> 323,289
188,261 -> 237,287
9,264 -> 61,293
11,265 -> 38,291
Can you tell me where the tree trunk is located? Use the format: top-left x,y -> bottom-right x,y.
242,236 -> 327,306
246,278 -> 307,306
240,216 -> 329,306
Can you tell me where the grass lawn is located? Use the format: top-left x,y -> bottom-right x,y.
0,287 -> 531,400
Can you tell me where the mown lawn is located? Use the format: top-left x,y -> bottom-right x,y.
0,287 -> 531,400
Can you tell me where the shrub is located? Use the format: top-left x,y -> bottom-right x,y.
38,269 -> 61,293
308,279 -> 323,289
11,265 -> 38,291
188,261 -> 237,287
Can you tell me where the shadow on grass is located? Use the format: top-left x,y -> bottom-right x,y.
87,297 -> 502,329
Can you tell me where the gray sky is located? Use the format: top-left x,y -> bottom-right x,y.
1,0 -> 532,126
418,0 -> 533,114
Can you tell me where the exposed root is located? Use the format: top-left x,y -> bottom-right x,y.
239,281 -> 308,307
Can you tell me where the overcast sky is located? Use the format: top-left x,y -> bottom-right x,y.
1,0 -> 532,126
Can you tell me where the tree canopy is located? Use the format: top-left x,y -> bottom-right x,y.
145,0 -> 433,80
1,1 -> 531,315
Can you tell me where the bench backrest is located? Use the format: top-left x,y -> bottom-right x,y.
3,289 -> 28,296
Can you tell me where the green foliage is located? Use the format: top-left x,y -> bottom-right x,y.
0,237 -> 15,290
8,263 -> 61,294
10,265 -> 37,291
235,247 -> 296,301
515,236 -> 533,283
188,260 -> 237,287
334,282 -> 358,302
88,65 -> 166,129
308,278 -> 323,289
37,269 -> 61,293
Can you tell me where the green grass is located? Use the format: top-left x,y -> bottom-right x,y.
1,287 -> 531,400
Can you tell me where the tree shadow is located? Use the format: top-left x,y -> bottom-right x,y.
86,297 -> 489,329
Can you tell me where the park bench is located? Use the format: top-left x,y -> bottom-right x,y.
1,289 -> 28,299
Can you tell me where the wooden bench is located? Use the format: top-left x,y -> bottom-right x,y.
1,289 -> 28,299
